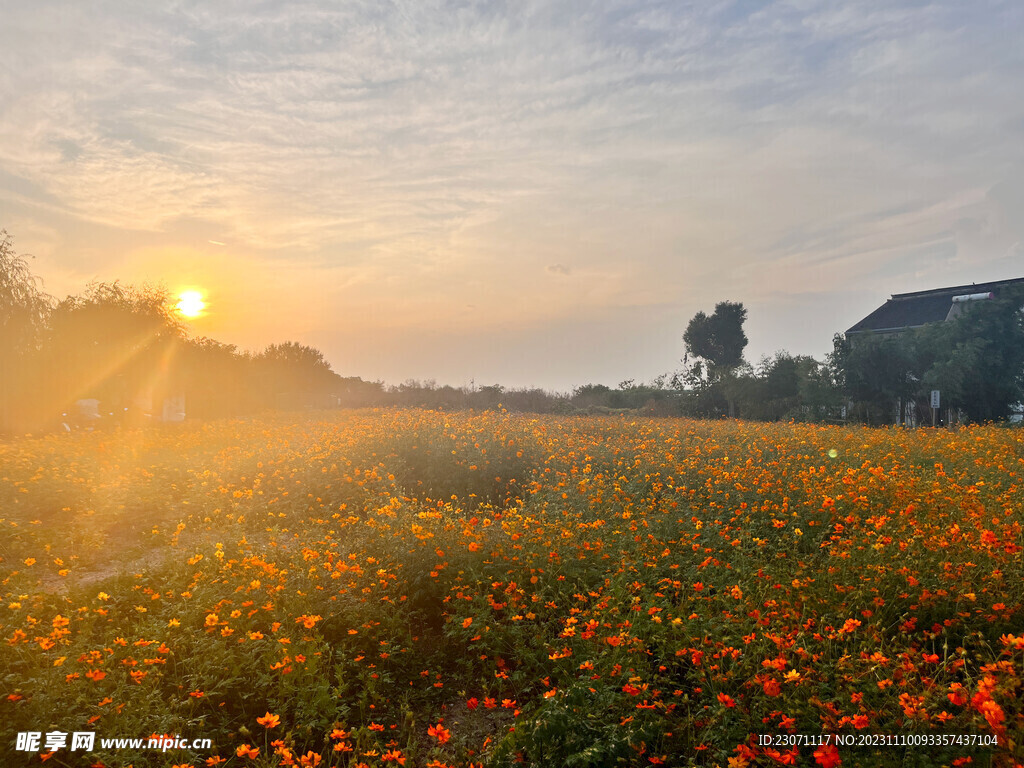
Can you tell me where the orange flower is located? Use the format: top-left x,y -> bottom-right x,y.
461,617 -> 473,628
977,700 -> 1005,731
948,685 -> 968,707
764,747 -> 799,765
257,712 -> 281,728
813,744 -> 841,768
428,723 -> 451,744
236,744 -> 259,759
299,751 -> 321,767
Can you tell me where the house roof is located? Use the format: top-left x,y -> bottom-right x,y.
846,276 -> 1024,335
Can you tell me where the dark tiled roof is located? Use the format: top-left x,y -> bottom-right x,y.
847,277 -> 1024,335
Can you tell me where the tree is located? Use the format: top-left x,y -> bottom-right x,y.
794,354 -> 844,422
683,301 -> 748,377
46,282 -> 186,419
180,337 -> 261,419
571,383 -> 611,409
842,332 -> 917,425
1,230 -> 51,355
1,231 -> 53,432
255,341 -> 342,409
915,286 -> 1024,422
683,301 -> 748,417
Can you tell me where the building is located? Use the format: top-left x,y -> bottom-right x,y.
846,277 -> 1024,339
844,276 -> 1024,425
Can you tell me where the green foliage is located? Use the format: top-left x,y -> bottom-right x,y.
490,681 -> 640,768
841,333 -> 917,424
916,286 -> 1024,422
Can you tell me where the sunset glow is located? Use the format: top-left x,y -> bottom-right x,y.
2,2 -> 1023,391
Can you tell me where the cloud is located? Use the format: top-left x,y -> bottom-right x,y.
1,1 -> 1023,386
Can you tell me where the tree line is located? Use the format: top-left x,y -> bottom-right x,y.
675,295 -> 1024,425
1,231 -> 362,433
3,229 -> 1022,433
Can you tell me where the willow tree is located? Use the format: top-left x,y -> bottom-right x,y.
1,230 -> 52,432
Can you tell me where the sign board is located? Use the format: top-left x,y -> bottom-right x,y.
930,390 -> 940,409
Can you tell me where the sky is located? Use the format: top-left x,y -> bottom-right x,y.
2,1 -> 1023,392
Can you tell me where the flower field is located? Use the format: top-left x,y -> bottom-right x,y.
1,410 -> 1022,768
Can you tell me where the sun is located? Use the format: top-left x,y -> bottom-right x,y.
176,290 -> 206,318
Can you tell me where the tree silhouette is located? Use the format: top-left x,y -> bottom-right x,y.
1,231 -> 53,432
683,301 -> 748,377
683,301 -> 748,417
46,282 -> 185,420
256,341 -> 342,409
